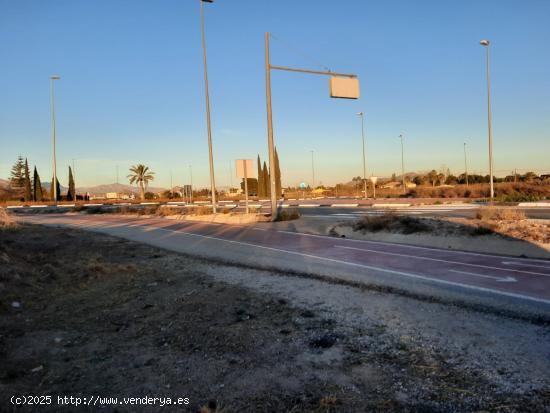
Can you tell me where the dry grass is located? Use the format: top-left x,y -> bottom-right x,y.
187,205 -> 213,216
156,207 -> 183,217
0,209 -> 17,229
199,402 -> 223,413
476,207 -> 526,221
318,395 -> 338,408
353,213 -> 429,234
410,182 -> 550,200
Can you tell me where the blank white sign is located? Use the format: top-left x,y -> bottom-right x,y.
235,159 -> 253,178
329,76 -> 360,99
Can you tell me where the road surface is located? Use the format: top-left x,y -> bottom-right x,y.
20,214 -> 550,319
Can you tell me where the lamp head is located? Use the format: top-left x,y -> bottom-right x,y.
50,75 -> 61,80
356,112 -> 363,116
480,39 -> 490,46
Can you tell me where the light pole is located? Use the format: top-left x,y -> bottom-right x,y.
50,75 -> 60,206
189,165 -> 193,203
199,0 -> 217,212
357,112 -> 367,198
463,142 -> 469,186
263,32 -> 359,218
71,158 -> 76,200
480,39 -> 494,199
310,150 -> 315,193
398,134 -> 405,194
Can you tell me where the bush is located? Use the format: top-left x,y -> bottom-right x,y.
275,208 -> 300,222
353,213 -> 429,234
476,207 -> 526,221
137,206 -> 159,215
156,207 -> 183,216
187,206 -> 212,216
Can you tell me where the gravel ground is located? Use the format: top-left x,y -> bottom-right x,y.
0,224 -> 549,412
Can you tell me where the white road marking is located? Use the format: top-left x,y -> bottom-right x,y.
142,226 -> 550,306
502,261 -> 550,270
449,269 -> 516,283
268,226 -> 550,264
334,245 -> 550,277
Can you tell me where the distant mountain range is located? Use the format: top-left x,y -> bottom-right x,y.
76,183 -> 167,195
0,179 -> 9,188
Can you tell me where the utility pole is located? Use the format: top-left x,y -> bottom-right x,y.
199,0 -> 217,213
464,142 -> 469,186
480,39 -> 494,199
50,75 -> 60,206
399,134 -> 405,194
357,112 -> 367,198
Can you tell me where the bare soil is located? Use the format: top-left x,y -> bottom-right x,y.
1,225 -> 549,412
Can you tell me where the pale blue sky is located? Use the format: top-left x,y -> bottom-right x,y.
1,0 -> 549,188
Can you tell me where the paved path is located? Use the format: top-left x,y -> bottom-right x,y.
20,214 -> 550,317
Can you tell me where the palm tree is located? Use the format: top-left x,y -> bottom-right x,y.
128,164 -> 155,200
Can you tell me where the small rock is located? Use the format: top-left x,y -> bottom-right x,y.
54,337 -> 62,344
31,365 -> 43,373
11,301 -> 21,309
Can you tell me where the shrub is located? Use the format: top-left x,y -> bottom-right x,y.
187,206 -> 212,216
353,213 -> 429,234
476,207 -> 526,221
156,207 -> 182,216
275,208 -> 300,221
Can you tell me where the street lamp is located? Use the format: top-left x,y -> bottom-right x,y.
50,75 -> 61,206
480,39 -> 494,199
310,150 -> 315,193
199,0 -> 217,212
463,142 -> 469,186
398,134 -> 405,194
356,112 -> 367,198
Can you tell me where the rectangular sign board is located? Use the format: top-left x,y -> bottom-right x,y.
329,76 -> 360,99
235,159 -> 253,179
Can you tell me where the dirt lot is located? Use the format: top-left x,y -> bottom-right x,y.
1,224 -> 549,412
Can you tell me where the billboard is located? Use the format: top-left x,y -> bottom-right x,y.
329,76 -> 360,99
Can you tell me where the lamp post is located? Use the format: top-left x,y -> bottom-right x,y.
310,150 -> 315,193
50,75 -> 60,206
480,39 -> 494,199
71,158 -> 76,201
464,142 -> 469,186
199,0 -> 217,212
398,134 -> 405,194
357,112 -> 367,198
189,165 -> 193,203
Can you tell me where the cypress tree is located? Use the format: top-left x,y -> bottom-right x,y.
23,158 -> 32,201
262,161 -> 270,196
257,155 -> 264,197
33,167 -> 43,201
50,178 -> 61,201
67,166 -> 75,201
274,147 -> 282,198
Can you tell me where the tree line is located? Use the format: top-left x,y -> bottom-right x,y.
239,148 -> 282,197
7,156 -> 77,201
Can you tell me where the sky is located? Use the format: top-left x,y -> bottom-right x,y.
0,0 -> 549,189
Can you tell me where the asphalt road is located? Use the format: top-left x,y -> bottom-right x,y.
20,214 -> 550,319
